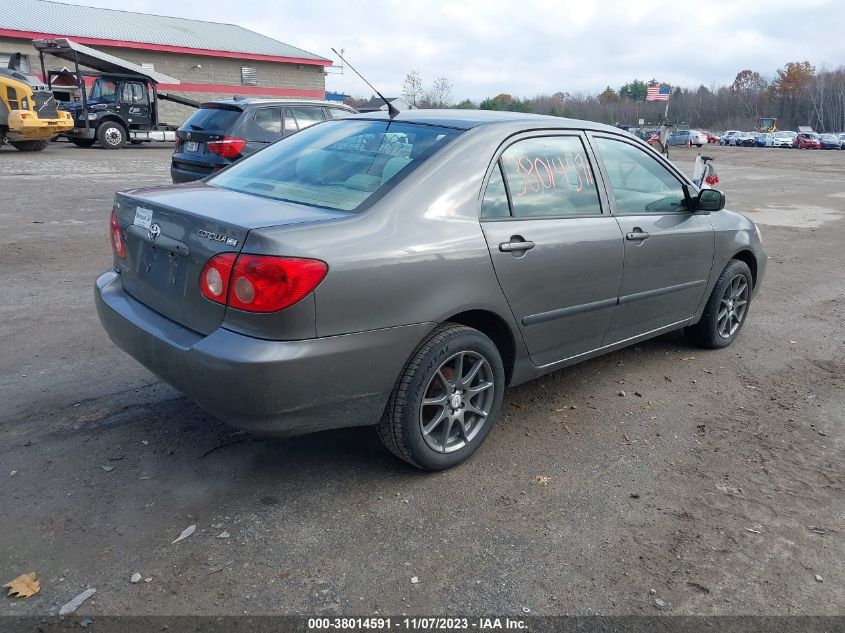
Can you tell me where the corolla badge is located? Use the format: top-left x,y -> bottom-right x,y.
148,223 -> 161,242
197,229 -> 238,247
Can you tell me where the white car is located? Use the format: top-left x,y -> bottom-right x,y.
771,131 -> 797,148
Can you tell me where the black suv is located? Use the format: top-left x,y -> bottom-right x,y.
170,98 -> 357,183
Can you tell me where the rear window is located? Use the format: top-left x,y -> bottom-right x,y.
182,106 -> 241,132
208,120 -> 461,212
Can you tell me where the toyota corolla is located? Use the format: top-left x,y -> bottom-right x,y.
96,110 -> 766,470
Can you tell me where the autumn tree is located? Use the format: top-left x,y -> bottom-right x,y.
773,61 -> 815,98
773,61 -> 815,123
598,86 -> 618,103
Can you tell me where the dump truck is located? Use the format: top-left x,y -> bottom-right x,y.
32,38 -> 198,149
0,52 -> 73,151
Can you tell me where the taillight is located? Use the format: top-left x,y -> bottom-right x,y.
206,136 -> 246,159
174,138 -> 181,152
199,253 -> 237,304
198,254 -> 327,312
110,210 -> 126,259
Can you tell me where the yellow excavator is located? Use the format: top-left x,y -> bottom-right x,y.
1,52 -> 73,151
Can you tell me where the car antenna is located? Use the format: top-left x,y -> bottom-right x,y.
331,48 -> 399,118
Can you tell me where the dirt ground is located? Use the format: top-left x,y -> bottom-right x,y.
0,141 -> 842,617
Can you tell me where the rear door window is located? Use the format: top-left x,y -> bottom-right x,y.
326,107 -> 354,118
481,163 -> 511,219
290,106 -> 325,129
498,136 -> 602,217
283,108 -> 299,134
254,106 -> 282,133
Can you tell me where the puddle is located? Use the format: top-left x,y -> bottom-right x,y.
745,205 -> 842,228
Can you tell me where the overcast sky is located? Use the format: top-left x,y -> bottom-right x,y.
63,0 -> 844,100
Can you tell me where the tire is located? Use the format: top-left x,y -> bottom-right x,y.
685,259 -> 753,349
376,322 -> 505,470
70,137 -> 95,148
97,122 -> 126,149
10,140 -> 49,152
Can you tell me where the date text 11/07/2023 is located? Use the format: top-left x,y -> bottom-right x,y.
307,616 -> 528,630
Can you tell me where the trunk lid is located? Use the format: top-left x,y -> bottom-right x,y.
114,183 -> 348,335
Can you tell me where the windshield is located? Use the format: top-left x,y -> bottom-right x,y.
89,79 -> 116,103
209,120 -> 462,213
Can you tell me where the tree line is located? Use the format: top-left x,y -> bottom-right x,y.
344,62 -> 845,132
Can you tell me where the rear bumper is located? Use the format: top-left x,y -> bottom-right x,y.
95,271 -> 434,436
170,161 -> 214,184
170,164 -> 208,183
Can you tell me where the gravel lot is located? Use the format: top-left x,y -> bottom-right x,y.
0,141 -> 842,617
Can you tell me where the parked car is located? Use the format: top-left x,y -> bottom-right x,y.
730,132 -> 757,147
705,132 -> 719,143
819,133 -> 842,150
96,110 -> 766,470
794,132 -> 822,149
839,133 -> 845,148
771,131 -> 796,148
720,130 -> 740,145
755,133 -> 770,147
170,98 -> 357,183
668,129 -> 706,146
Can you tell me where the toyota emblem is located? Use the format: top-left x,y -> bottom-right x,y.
148,223 -> 161,242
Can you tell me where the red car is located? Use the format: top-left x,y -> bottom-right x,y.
794,132 -> 822,149
706,132 -> 719,143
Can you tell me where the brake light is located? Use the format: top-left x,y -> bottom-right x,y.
110,210 -> 126,259
198,254 -> 327,312
174,138 -> 181,152
199,253 -> 237,304
206,136 -> 246,159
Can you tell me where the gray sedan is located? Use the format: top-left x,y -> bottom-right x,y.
95,110 -> 766,470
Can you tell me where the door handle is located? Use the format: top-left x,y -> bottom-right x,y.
499,239 -> 535,253
625,229 -> 650,241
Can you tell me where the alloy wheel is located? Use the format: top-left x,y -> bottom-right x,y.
419,351 -> 495,453
717,274 -> 749,338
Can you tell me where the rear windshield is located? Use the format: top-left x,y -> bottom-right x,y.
182,106 -> 241,132
208,120 -> 461,212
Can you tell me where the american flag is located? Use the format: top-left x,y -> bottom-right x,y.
646,84 -> 671,101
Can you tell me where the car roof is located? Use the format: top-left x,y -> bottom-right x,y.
340,108 -> 626,133
202,98 -> 355,109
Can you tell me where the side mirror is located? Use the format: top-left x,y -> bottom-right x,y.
695,189 -> 725,213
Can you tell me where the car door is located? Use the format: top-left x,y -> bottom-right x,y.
119,81 -> 151,128
589,133 -> 715,344
480,133 -> 625,367
252,105 -> 283,150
